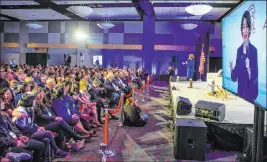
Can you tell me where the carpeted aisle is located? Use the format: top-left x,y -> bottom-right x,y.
55,81 -> 238,162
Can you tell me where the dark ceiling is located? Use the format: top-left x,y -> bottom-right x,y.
0,0 -> 243,22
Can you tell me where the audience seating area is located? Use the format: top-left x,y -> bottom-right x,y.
0,64 -> 150,162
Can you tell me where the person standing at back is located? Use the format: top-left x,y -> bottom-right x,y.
67,54 -> 71,68
64,54 -> 67,66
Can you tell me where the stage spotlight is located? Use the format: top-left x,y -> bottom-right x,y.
75,31 -> 88,40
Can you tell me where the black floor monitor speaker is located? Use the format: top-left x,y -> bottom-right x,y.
173,118 -> 207,161
176,96 -> 192,115
195,100 -> 225,121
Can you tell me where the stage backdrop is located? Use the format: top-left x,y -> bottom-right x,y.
222,1 -> 266,109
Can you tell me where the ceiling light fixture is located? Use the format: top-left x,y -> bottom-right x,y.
25,14 -> 43,30
67,5 -> 94,17
26,23 -> 43,30
97,15 -> 115,29
180,23 -> 198,30
185,3 -> 212,16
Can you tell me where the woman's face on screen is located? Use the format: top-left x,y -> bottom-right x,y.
242,18 -> 249,41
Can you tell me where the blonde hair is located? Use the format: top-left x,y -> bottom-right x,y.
189,54 -> 194,59
106,72 -> 114,80
79,79 -> 88,91
65,75 -> 71,81
46,78 -> 55,88
56,77 -> 63,85
25,76 -> 33,83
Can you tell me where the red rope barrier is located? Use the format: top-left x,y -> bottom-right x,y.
124,88 -> 134,98
109,95 -> 123,114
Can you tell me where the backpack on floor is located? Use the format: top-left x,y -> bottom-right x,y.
123,104 -> 147,127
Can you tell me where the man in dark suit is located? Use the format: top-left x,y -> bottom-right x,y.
113,70 -> 131,95
103,72 -> 120,106
229,11 -> 258,103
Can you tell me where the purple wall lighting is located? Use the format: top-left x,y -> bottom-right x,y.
1,19 -> 222,76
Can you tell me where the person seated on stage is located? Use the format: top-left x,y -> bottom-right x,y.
32,87 -> 89,149
12,94 -> 69,159
103,72 -> 121,107
52,85 -> 96,136
1,88 -> 15,117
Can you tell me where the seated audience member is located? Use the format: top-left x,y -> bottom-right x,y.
25,72 -> 33,83
32,71 -> 42,87
0,152 -> 31,162
0,76 -> 10,90
113,70 -> 131,95
52,85 -> 95,136
44,78 -> 56,102
33,87 -> 89,149
0,88 -> 15,117
12,94 -> 68,158
0,106 -> 45,162
78,79 -> 100,126
14,83 -> 32,107
104,72 -> 121,107
9,80 -> 18,98
121,70 -> 130,86
56,77 -> 63,86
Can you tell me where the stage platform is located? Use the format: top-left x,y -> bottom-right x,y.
170,81 -> 254,124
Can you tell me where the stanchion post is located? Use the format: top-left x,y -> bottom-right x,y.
117,93 -> 124,127
99,105 -> 116,161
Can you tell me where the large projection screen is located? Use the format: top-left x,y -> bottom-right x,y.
222,1 -> 266,110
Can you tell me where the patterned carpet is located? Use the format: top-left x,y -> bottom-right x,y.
54,81 -> 239,162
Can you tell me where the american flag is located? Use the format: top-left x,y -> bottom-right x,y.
199,45 -> 205,74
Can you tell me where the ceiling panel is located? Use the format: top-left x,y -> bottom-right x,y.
155,7 -> 230,20
1,9 -> 71,20
85,7 -> 141,20
0,17 -> 10,20
155,7 -> 200,19
52,0 -> 131,5
201,8 -> 231,20
0,0 -> 39,5
151,1 -> 239,4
